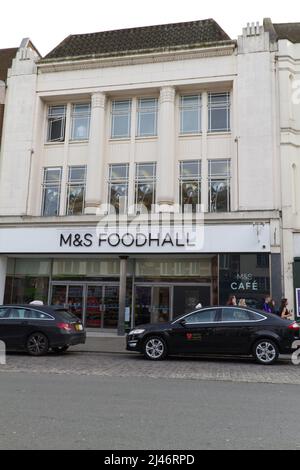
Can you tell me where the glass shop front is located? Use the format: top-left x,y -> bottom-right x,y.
3,254 -> 271,330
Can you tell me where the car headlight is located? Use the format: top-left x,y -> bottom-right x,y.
129,329 -> 145,336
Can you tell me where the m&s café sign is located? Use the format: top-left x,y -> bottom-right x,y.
230,273 -> 259,292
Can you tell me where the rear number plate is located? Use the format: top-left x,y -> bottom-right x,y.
75,324 -> 83,331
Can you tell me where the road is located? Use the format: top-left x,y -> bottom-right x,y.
0,352 -> 300,450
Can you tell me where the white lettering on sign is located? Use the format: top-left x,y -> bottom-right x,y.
231,276 -> 258,292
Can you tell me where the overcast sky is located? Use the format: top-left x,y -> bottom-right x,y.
1,0 -> 299,56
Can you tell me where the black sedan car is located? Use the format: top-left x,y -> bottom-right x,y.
127,306 -> 300,365
0,305 -> 86,356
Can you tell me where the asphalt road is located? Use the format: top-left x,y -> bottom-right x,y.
1,353 -> 300,450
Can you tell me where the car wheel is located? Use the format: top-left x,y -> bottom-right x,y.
26,333 -> 49,357
52,346 -> 69,354
143,336 -> 167,361
253,339 -> 279,365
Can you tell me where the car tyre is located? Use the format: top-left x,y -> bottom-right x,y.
52,346 -> 69,354
253,339 -> 279,365
26,333 -> 49,357
143,336 -> 168,361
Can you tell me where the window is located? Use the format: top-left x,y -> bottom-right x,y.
0,308 -> 8,319
208,92 -> 230,132
135,163 -> 157,213
108,164 -> 129,214
179,160 -> 202,212
71,104 -> 91,141
221,308 -> 256,322
257,254 -> 270,269
185,309 -> 218,324
47,105 -> 66,142
66,166 -> 86,215
208,160 -> 231,213
111,100 -> 132,138
42,168 -> 62,216
180,95 -> 202,134
137,98 -> 158,137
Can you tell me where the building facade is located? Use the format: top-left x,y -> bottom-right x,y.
0,20 -> 285,332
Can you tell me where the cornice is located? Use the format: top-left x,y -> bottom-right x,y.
37,44 -> 236,74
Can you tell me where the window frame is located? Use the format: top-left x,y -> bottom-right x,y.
41,167 -> 62,217
70,103 -> 91,141
208,159 -> 231,213
208,92 -> 231,133
47,105 -> 67,143
179,160 -> 202,213
111,99 -> 132,139
136,98 -> 158,138
108,163 -> 130,214
180,94 -> 202,135
134,162 -> 157,213
66,166 -> 87,216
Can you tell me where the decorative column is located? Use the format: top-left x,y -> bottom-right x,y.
85,92 -> 106,215
0,256 -> 7,305
157,86 -> 176,209
118,256 -> 128,337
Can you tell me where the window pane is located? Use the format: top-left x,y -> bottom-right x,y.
109,164 -> 129,180
181,181 -> 200,207
137,98 -> 157,137
136,182 -> 155,211
69,166 -> 86,183
180,95 -> 201,134
0,308 -> 8,318
47,106 -> 66,142
209,180 -> 230,213
44,168 -> 61,183
209,160 -> 230,177
71,104 -> 90,140
222,308 -> 253,322
67,186 -> 85,215
43,187 -> 60,216
111,100 -> 131,138
180,161 -> 201,178
109,184 -> 128,214
137,163 -> 156,179
208,92 -> 230,132
185,309 -> 217,324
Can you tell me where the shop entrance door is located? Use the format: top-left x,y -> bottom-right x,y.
135,285 -> 172,326
51,283 -> 119,330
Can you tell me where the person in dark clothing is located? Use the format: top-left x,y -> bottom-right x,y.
262,296 -> 272,313
279,298 -> 292,320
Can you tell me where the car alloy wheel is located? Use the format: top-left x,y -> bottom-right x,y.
144,337 -> 167,361
27,333 -> 49,356
255,340 -> 278,365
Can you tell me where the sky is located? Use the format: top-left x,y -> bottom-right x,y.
1,0 -> 300,56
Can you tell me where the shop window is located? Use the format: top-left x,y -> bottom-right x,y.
108,164 -> 129,214
208,160 -> 231,213
66,166 -> 86,215
111,100 -> 132,139
180,95 -> 202,134
47,105 -> 66,142
135,163 -> 157,213
137,98 -> 158,137
179,160 -> 202,213
41,167 -> 62,217
70,103 -> 91,141
257,254 -> 270,268
208,92 -> 230,132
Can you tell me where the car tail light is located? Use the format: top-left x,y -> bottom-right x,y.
288,322 -> 300,331
57,322 -> 73,332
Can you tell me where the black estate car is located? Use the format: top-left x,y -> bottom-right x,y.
127,306 -> 300,365
0,305 -> 86,356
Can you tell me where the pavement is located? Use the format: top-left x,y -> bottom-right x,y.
73,332 -> 126,353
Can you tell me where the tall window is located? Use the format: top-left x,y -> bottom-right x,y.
108,164 -> 129,214
47,106 -> 66,142
42,168 -> 62,216
111,100 -> 132,139
135,163 -> 157,213
179,160 -> 202,212
71,104 -> 91,141
208,160 -> 231,213
67,166 -> 87,215
180,95 -> 202,135
137,98 -> 158,137
208,92 -> 231,132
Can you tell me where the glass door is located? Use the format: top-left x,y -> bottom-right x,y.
152,287 -> 171,323
103,286 -> 119,329
67,285 -> 84,322
135,286 -> 152,326
86,285 -> 103,328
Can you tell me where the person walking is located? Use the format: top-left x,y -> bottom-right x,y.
238,299 -> 247,307
262,296 -> 272,313
279,298 -> 292,320
227,295 -> 237,306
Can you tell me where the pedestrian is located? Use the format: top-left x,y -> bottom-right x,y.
269,299 -> 277,314
227,295 -> 237,306
279,298 -> 292,320
238,299 -> 247,307
262,295 -> 272,313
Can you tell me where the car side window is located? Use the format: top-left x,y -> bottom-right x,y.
0,308 -> 8,319
185,309 -> 218,324
221,308 -> 253,322
8,308 -> 28,319
27,310 -> 53,320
